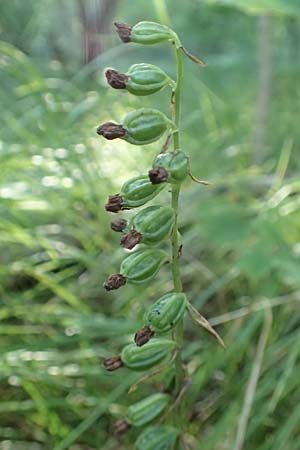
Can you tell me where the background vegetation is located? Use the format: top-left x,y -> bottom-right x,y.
1,0 -> 300,449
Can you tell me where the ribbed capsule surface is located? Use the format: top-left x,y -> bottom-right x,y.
127,393 -> 170,427
146,292 -> 187,333
130,205 -> 174,245
122,109 -> 171,145
131,21 -> 174,45
153,151 -> 189,182
126,63 -> 173,96
121,175 -> 165,209
120,248 -> 168,284
135,426 -> 179,450
121,339 -> 175,371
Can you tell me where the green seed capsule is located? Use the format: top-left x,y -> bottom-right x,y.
123,109 -> 173,145
106,64 -> 174,96
121,175 -> 166,209
121,339 -> 176,371
126,63 -> 173,96
115,21 -> 177,47
130,205 -> 174,245
131,21 -> 175,45
127,393 -> 170,427
135,426 -> 179,450
120,249 -> 168,284
97,109 -> 174,145
153,151 -> 189,183
146,292 -> 187,333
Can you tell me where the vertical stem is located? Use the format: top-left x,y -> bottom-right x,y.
171,45 -> 185,395
173,46 -> 182,152
171,184 -> 182,293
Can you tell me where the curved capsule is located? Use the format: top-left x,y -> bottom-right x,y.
135,426 -> 179,450
126,63 -> 173,96
127,393 -> 170,427
153,151 -> 189,183
122,109 -> 173,145
131,22 -> 175,45
130,205 -> 174,245
121,339 -> 175,371
120,248 -> 168,284
121,175 -> 165,209
146,292 -> 187,333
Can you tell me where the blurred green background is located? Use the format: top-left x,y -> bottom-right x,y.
1,0 -> 300,449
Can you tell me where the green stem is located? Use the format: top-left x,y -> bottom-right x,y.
171,43 -> 185,403
172,45 -> 183,152
171,184 -> 182,293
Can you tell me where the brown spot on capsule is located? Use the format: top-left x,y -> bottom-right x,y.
105,69 -> 128,90
111,218 -> 127,232
97,122 -> 126,140
134,325 -> 154,347
114,419 -> 131,436
103,355 -> 123,371
105,194 -> 124,213
103,274 -> 127,291
120,230 -> 142,250
114,22 -> 132,43
148,167 -> 169,184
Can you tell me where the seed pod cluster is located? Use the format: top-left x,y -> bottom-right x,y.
100,19 -> 209,449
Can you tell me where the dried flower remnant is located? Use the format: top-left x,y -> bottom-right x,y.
96,122 -> 126,140
103,274 -> 127,291
111,218 -> 128,232
105,69 -> 128,90
120,230 -> 142,250
103,355 -> 123,371
148,167 -> 169,184
114,419 -> 131,436
134,325 -> 154,347
105,194 -> 124,213
114,22 -> 132,43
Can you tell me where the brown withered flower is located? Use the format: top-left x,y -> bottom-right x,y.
148,167 -> 169,184
114,22 -> 132,43
111,218 -> 127,232
120,229 -> 142,250
103,355 -> 123,371
105,194 -> 124,213
134,325 -> 155,347
114,419 -> 131,436
105,69 -> 128,90
97,122 -> 126,140
103,274 -> 127,291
